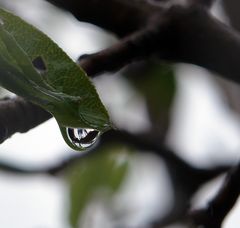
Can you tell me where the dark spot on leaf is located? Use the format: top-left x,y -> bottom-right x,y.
32,56 -> 47,73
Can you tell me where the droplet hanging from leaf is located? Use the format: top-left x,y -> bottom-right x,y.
66,127 -> 100,149
0,8 -> 111,151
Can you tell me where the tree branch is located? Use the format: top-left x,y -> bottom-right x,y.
79,5 -> 240,84
189,163 -> 240,228
2,3 -> 240,145
222,0 -> 240,31
0,125 -> 230,226
78,28 -> 162,76
0,129 -> 229,180
189,0 -> 216,8
0,128 -> 230,226
0,97 -> 51,143
47,0 -> 158,37
161,5 -> 240,84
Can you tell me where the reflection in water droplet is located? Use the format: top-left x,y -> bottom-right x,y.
66,128 -> 100,149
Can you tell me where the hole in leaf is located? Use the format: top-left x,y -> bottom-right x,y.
32,56 -> 47,73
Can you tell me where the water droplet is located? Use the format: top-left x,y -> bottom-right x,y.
66,128 -> 100,149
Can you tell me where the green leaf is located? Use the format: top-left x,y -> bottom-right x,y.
65,145 -> 130,228
0,8 -> 111,150
126,61 -> 176,136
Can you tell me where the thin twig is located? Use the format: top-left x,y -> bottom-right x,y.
0,128 -> 231,226
0,97 -> 51,143
189,163 -> 240,228
0,129 -> 229,178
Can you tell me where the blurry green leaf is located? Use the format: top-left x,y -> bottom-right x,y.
0,8 -> 111,150
65,145 -> 130,228
126,61 -> 176,136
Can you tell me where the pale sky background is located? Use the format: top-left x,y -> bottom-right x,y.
0,0 -> 239,227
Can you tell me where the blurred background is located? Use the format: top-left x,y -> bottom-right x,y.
0,0 -> 239,227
